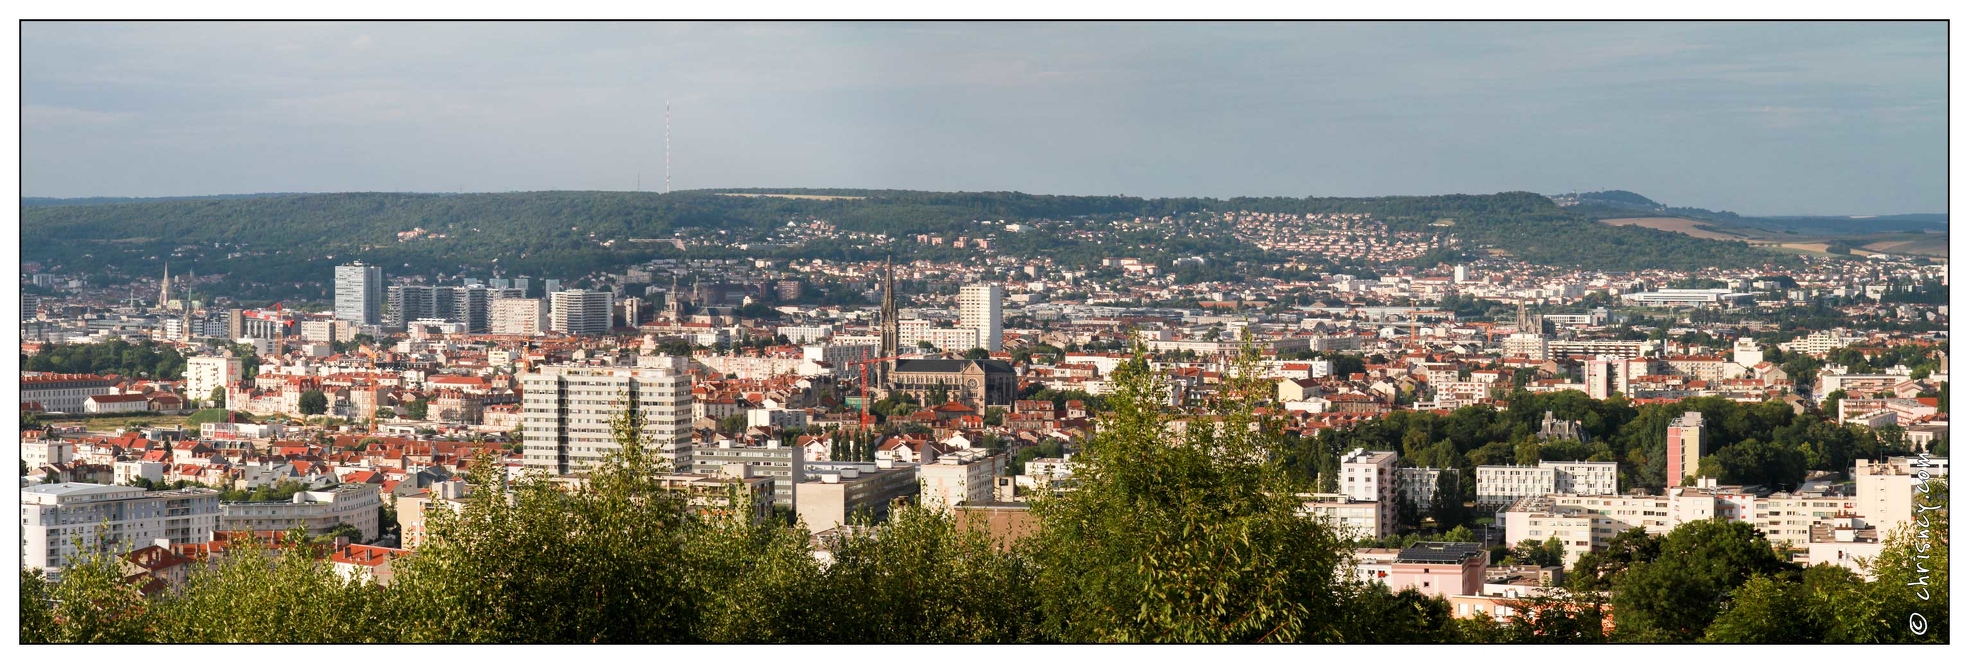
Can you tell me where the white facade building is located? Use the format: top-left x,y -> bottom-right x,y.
521,362 -> 694,475
186,355 -> 244,406
958,284 -> 1004,352
917,449 -> 1006,511
549,289 -> 615,335
1476,461 -> 1618,508
21,483 -> 221,581
489,297 -> 548,336
22,439 -> 75,468
1340,448 -> 1399,529
334,262 -> 384,326
218,484 -> 384,543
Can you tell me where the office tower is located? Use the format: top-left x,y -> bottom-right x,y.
463,278 -> 482,287
550,289 -> 614,335
1454,265 -> 1469,283
958,283 -> 1003,352
489,297 -> 547,336
544,279 -> 564,295
521,363 -> 693,475
451,285 -> 490,333
489,278 -> 510,289
1666,411 -> 1705,487
512,277 -> 531,296
334,262 -> 384,325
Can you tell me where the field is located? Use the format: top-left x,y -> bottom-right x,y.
1599,217 -> 1751,241
1601,216 -> 1946,259
1861,234 -> 1951,257
715,192 -> 866,201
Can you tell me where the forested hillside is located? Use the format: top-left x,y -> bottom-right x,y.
22,189 -> 1789,300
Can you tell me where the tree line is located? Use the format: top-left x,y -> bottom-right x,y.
23,338 -> 187,381
24,189 -> 1790,302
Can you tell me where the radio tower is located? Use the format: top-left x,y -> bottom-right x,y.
664,99 -> 672,194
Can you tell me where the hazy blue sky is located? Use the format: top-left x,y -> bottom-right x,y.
22,21 -> 1946,215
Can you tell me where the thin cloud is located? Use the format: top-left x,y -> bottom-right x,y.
19,21 -> 1945,216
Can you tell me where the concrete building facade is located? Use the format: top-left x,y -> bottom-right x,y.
21,483 -> 221,581
520,363 -> 694,475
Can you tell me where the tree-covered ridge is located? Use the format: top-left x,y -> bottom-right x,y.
23,189 -> 1787,300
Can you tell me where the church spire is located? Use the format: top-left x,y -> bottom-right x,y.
158,263 -> 171,309
880,256 -> 899,358
667,274 -> 681,322
183,269 -> 195,341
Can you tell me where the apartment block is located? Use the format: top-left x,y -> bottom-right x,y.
1300,493 -> 1387,539
520,363 -> 693,475
1476,461 -> 1617,509
185,355 -> 243,405
550,289 -> 614,335
334,262 -> 384,326
1396,466 -> 1457,509
489,297 -> 547,336
795,462 -> 921,535
1666,411 -> 1704,487
917,449 -> 1007,512
1340,448 -> 1399,529
958,284 -> 1004,352
691,441 -> 807,510
21,483 -> 221,581
218,484 -> 383,543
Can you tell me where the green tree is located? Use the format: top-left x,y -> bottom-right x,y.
1610,519 -> 1795,642
1508,537 -> 1566,568
1701,572 -> 1819,643
1027,340 -> 1352,642
297,390 -> 328,416
147,532 -> 388,643
208,386 -> 226,409
18,544 -> 154,643
1568,527 -> 1660,592
1428,471 -> 1468,530
387,403 -> 695,642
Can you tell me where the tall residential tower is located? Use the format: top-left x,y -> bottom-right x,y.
958,283 -> 1004,352
334,262 -> 384,326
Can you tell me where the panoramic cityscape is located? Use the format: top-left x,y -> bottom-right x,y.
14,21 -> 1951,646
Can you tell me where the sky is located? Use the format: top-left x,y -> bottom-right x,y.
20,21 -> 1947,216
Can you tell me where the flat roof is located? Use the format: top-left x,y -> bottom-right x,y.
22,482 -> 144,498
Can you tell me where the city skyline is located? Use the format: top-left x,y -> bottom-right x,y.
22,21 -> 1947,216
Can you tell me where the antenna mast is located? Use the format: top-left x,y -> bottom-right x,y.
664,99 -> 672,194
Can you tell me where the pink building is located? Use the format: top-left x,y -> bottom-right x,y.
1665,411 -> 1704,486
1383,542 -> 1487,600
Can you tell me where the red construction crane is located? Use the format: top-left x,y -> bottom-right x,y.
848,354 -> 903,425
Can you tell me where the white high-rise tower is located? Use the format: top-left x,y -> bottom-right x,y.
958,283 -> 1003,352
334,262 -> 384,325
